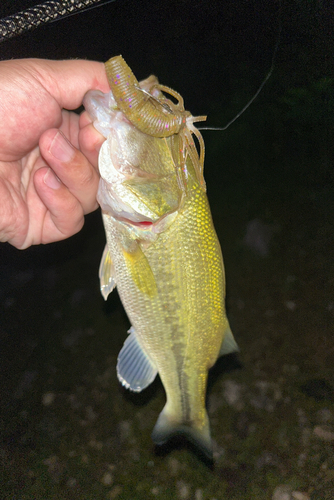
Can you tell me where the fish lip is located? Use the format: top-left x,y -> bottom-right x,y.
118,217 -> 154,228
100,199 -> 155,226
111,208 -> 154,226
99,195 -> 155,225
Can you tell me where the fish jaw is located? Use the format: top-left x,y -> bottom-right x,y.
83,89 -> 122,139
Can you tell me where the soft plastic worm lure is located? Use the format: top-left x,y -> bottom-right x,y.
104,55 -> 207,191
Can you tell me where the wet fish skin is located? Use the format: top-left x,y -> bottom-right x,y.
84,76 -> 238,459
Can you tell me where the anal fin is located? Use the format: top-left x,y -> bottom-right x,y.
117,327 -> 158,392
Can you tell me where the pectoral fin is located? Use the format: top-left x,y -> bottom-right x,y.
117,327 -> 158,392
99,244 -> 116,300
219,321 -> 239,356
122,243 -> 157,297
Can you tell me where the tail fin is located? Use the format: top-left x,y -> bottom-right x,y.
151,404 -> 213,460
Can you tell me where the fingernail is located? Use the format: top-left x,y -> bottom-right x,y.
44,168 -> 61,189
49,131 -> 75,162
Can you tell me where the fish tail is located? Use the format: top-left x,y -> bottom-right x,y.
151,404 -> 212,460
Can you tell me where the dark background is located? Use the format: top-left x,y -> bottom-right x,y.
0,1 -> 333,499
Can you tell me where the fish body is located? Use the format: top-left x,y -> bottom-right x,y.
84,59 -> 238,458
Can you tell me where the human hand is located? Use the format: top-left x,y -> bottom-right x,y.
0,58 -> 110,249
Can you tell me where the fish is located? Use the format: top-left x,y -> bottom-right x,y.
83,55 -> 238,459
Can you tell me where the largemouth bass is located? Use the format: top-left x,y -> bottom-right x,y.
84,56 -> 238,459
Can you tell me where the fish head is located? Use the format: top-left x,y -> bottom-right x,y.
97,117 -> 183,226
84,88 -> 184,228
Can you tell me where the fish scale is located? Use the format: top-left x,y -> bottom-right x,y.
101,157 -> 228,454
83,58 -> 239,458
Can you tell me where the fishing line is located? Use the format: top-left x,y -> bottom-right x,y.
0,0 -> 282,133
0,0 -> 116,42
199,2 -> 282,132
